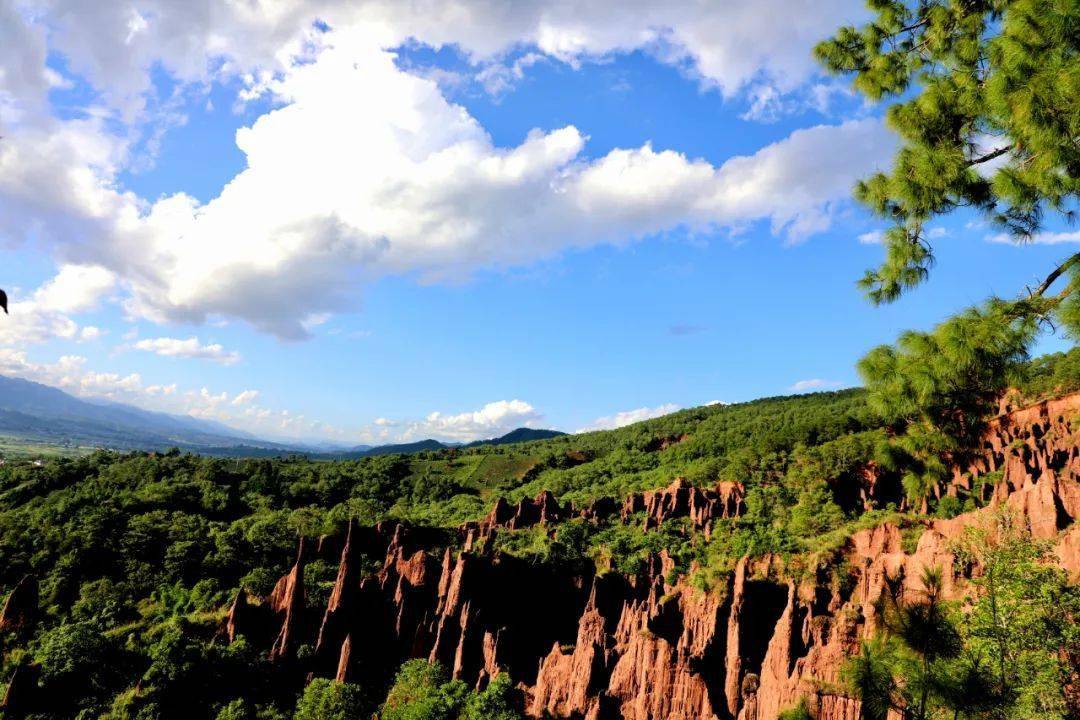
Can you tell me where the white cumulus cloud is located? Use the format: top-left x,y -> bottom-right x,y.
132,336 -> 241,365
9,0 -> 866,116
397,399 -> 544,442
0,265 -> 115,347
579,402 -> 681,432
0,11 -> 893,340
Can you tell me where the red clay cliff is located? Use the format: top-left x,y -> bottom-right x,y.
230,393 -> 1080,720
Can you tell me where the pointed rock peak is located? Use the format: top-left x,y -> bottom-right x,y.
668,476 -> 691,491
335,634 -> 353,683
0,575 -> 38,634
225,589 -> 253,643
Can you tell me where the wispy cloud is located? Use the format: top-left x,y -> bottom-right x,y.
132,336 -> 241,365
231,389 -> 259,405
789,378 -> 844,392
668,324 -> 707,337
987,230 -> 1080,245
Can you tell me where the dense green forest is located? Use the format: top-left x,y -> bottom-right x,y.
0,349 -> 1077,719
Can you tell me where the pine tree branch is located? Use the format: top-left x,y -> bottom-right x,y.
899,17 -> 930,34
1033,251 -> 1080,298
968,145 -> 1012,166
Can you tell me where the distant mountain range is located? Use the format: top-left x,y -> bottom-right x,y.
315,427 -> 567,460
0,375 -> 565,456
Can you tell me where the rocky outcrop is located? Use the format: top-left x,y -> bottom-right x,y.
0,575 -> 38,636
477,479 -> 746,540
224,588 -> 252,643
646,434 -> 692,452
269,539 -> 307,662
623,478 -> 745,534
1,663 -> 40,718
944,392 -> 1080,576
480,490 -> 569,535
736,393 -> 1080,720
950,393 -> 1080,508
234,393 -> 1078,720
528,551 -> 733,720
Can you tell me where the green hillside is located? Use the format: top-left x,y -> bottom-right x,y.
0,349 -> 1077,719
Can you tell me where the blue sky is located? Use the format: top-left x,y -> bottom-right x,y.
0,2 -> 1074,443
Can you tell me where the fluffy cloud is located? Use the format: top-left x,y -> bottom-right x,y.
396,399 -> 543,442
33,265 -> 116,313
18,0 -> 865,115
987,230 -> 1080,245
0,4 -> 889,340
789,378 -> 844,392
232,389 -> 260,405
132,336 -> 241,365
0,265 -> 115,347
0,350 -> 142,401
579,402 -> 680,432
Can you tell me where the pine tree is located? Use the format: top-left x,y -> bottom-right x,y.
816,0 -> 1080,313
843,638 -> 899,720
817,0 -> 1080,459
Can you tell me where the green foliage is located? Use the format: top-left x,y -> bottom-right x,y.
458,672 -> 521,720
379,660 -> 523,720
0,370 -> 1072,717
820,0 -> 1080,483
816,0 -> 1080,313
843,639 -> 898,720
216,699 -> 255,720
847,515 -> 1078,720
859,298 -> 1036,447
380,660 -> 468,720
1016,346 -> 1080,402
293,678 -> 369,720
789,481 -> 845,538
34,620 -> 128,713
777,697 -> 813,720
843,566 -> 964,720
0,389 -> 884,717
956,513 -> 1080,719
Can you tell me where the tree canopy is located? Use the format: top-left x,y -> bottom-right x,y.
817,0 -> 1080,452
816,0 -> 1080,313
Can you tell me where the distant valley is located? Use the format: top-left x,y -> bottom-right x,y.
0,375 -> 565,457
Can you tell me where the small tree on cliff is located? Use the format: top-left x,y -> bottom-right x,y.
816,0 -> 1080,457
843,567 -> 962,720
956,512 -> 1080,718
843,638 -> 898,720
878,567 -> 963,720
848,519 -> 1080,719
